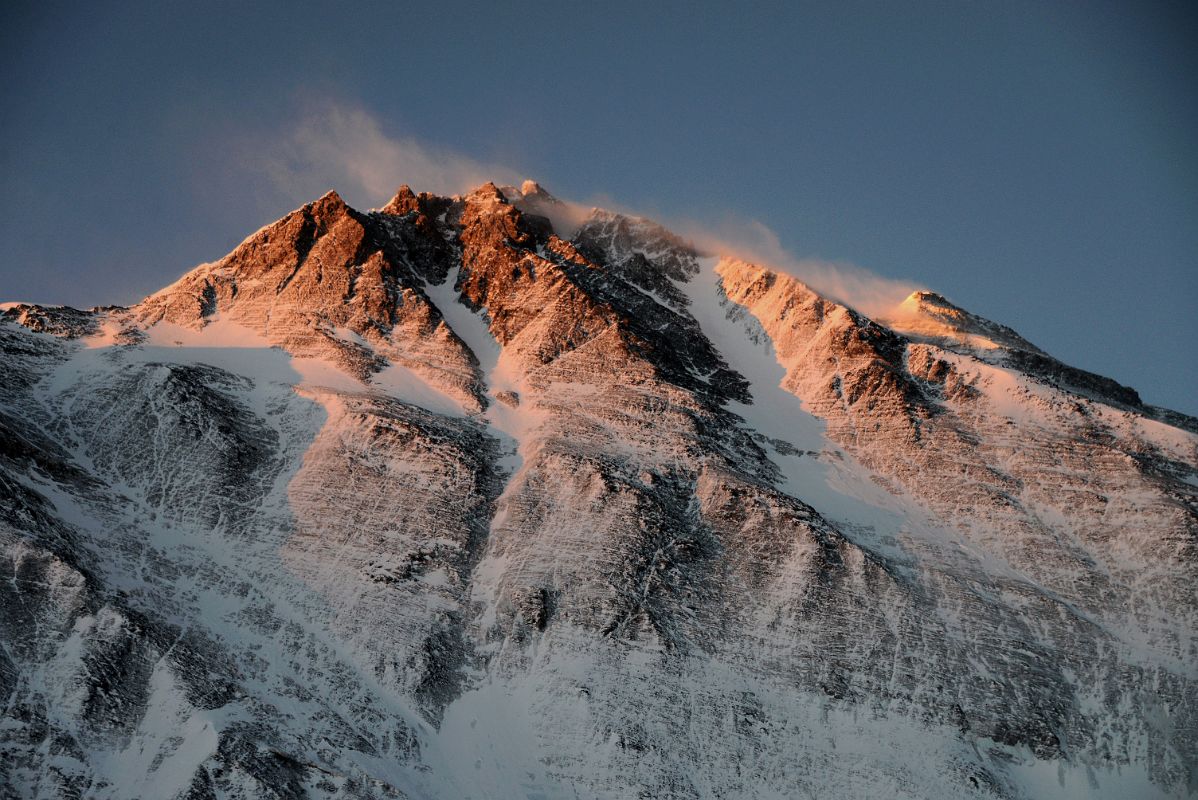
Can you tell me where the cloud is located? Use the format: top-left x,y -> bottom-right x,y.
253,99 -> 522,209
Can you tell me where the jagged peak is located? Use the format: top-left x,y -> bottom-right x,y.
309,189 -> 349,215
466,181 -> 509,204
905,290 -> 956,311
520,179 -> 556,202
381,184 -> 419,215
891,288 -> 1045,356
498,180 -> 559,205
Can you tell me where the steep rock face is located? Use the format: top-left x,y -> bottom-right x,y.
572,209 -> 698,310
283,389 -> 502,723
450,183 -> 791,650
715,259 -> 935,445
0,339 -> 441,798
1,180 -> 1195,799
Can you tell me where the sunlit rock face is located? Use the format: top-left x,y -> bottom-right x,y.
1,181 -> 1195,800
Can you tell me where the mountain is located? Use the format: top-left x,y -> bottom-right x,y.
1,180 -> 1195,800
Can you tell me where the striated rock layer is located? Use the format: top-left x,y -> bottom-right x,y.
1,181 -> 1195,799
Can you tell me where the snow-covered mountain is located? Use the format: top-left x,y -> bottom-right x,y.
1,180 -> 1194,799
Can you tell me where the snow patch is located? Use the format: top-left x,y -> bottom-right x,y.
423,267 -> 549,471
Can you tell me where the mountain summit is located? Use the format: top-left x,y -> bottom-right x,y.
2,182 -> 1195,799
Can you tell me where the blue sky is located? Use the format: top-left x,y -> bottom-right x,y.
2,1 -> 1195,413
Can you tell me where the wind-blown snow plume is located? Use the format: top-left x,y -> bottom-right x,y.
518,192 -> 923,318
258,102 -> 919,317
677,217 -> 924,318
259,100 -> 523,208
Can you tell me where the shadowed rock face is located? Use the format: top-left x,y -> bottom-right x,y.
1,181 -> 1195,799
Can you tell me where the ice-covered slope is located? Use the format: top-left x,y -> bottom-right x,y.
1,181 -> 1195,800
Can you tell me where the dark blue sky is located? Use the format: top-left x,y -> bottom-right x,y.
3,1 -> 1195,413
